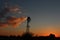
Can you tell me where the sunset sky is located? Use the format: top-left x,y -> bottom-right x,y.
0,0 -> 60,37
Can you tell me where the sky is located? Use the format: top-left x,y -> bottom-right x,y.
0,0 -> 60,37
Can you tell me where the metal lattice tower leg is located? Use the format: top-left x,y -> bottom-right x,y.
26,23 -> 30,33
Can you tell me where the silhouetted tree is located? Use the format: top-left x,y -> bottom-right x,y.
48,34 -> 55,40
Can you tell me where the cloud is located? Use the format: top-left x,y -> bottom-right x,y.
0,5 -> 21,18
9,5 -> 21,14
0,16 -> 27,28
12,17 -> 27,28
7,16 -> 27,28
0,5 -> 27,28
0,8 -> 9,17
0,22 -> 8,27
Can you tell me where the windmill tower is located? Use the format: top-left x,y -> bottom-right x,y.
26,17 -> 31,33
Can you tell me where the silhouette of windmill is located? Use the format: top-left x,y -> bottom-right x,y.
26,17 -> 31,33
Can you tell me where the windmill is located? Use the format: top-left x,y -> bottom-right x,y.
26,17 -> 31,33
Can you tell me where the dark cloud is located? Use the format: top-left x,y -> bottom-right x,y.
0,8 -> 9,17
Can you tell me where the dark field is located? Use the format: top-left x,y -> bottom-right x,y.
0,33 -> 60,40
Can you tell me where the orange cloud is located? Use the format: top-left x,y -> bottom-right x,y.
0,22 -> 8,27
7,16 -> 27,28
0,16 -> 27,28
11,16 -> 27,28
